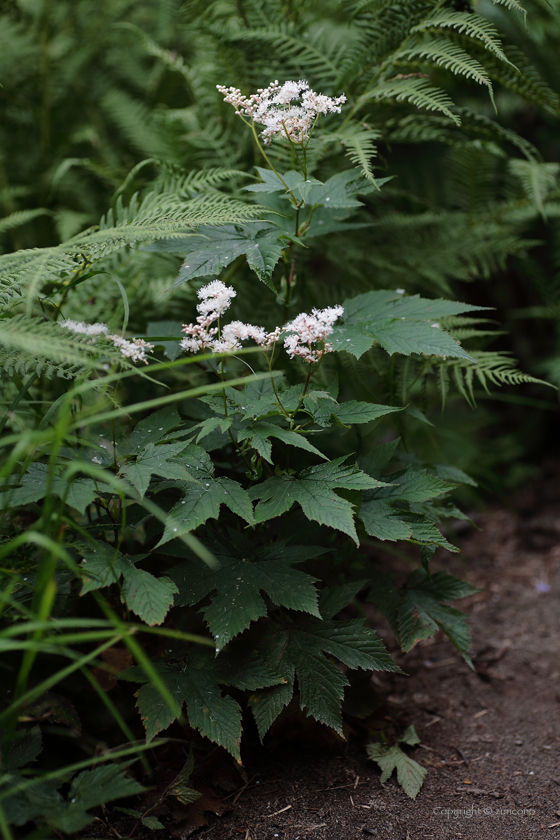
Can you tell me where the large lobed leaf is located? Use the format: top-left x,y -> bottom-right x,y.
167,532 -> 323,646
249,456 -> 384,544
330,290 -> 488,359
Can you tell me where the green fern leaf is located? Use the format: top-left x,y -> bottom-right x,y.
392,39 -> 494,92
356,77 -> 460,125
509,159 -> 560,218
329,124 -> 382,185
411,10 -> 514,66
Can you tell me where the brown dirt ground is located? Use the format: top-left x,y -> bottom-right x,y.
96,470 -> 560,840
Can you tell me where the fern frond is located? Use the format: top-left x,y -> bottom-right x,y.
0,248 -> 78,305
476,45 -> 560,116
410,10 -> 513,66
356,77 -> 461,125
488,0 -> 527,25
390,39 -> 494,93
443,350 -> 554,406
509,159 -> 560,218
328,124 -> 381,184
0,315 -> 106,379
101,89 -> 177,160
0,209 -> 52,236
152,164 -> 249,198
116,23 -> 192,83
224,25 -> 338,86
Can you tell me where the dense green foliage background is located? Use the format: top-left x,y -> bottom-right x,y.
1,0 -> 559,833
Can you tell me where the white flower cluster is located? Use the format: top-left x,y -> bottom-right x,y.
180,280 -> 343,364
283,306 -> 344,363
109,336 -> 154,364
59,319 -> 153,364
216,79 -> 346,144
59,319 -> 109,337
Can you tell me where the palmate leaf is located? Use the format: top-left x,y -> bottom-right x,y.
157,477 -> 254,547
359,466 -> 458,549
124,405 -> 183,454
244,168 -> 322,202
248,613 -> 400,738
0,462 -> 109,514
53,765 -> 145,834
121,648 -> 282,758
167,531 -> 323,646
330,290 -> 485,359
3,726 -> 42,772
122,441 -> 196,498
4,764 -> 145,833
147,223 -> 286,290
367,728 -> 426,800
368,569 -> 479,666
237,421 -> 327,463
121,565 -> 179,627
303,397 -> 401,428
80,543 -> 177,626
249,456 -> 384,544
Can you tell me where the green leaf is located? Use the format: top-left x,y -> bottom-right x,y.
358,439 -> 400,479
48,764 -> 145,833
318,580 -> 369,620
367,740 -> 426,800
126,406 -> 182,454
121,561 -> 178,626
194,416 -> 232,443
330,291 -> 485,360
399,513 -> 459,552
243,168 -> 300,194
305,398 -> 401,428
80,544 -> 176,625
358,77 -> 460,125
248,682 -> 293,741
123,441 -> 196,498
251,614 -> 400,735
142,816 -> 166,829
359,500 -> 413,542
3,778 -> 64,827
158,477 -> 253,547
127,650 -> 251,758
167,223 -> 285,287
166,752 -> 201,806
249,457 -> 381,544
367,468 -> 455,502
369,569 -> 475,666
3,726 -> 42,772
0,462 -> 101,514
399,724 -> 421,747
435,464 -> 477,487
80,543 -> 132,595
168,532 -> 322,646
237,421 -> 327,463
306,170 -> 364,209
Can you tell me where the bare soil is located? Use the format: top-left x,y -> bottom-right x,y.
94,470 -> 560,840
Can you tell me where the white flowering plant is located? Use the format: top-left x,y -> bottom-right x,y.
0,28 -> 554,821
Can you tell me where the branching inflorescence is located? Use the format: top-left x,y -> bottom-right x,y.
180,280 -> 343,363
216,79 -> 346,145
